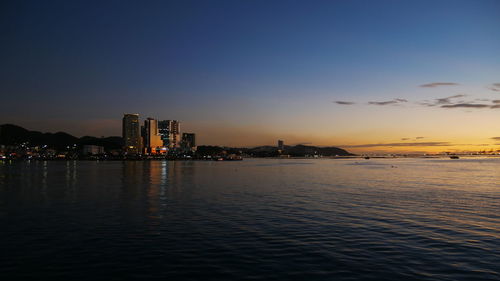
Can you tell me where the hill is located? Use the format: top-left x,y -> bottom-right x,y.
0,124 -> 123,151
196,144 -> 354,157
1,124 -> 354,156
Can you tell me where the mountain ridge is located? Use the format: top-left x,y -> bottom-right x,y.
0,124 -> 354,156
0,124 -> 123,150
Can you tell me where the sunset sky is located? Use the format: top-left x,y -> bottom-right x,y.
1,0 -> 499,153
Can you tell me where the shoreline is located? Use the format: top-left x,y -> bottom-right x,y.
2,155 -> 499,162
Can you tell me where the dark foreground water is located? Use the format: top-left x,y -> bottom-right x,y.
1,158 -> 499,280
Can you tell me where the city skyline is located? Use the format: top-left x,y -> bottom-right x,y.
1,0 -> 499,153
121,114 -> 195,155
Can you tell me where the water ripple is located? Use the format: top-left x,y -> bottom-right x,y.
0,158 -> 499,280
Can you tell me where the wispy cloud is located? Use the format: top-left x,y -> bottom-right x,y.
419,94 -> 466,107
401,137 -> 425,141
419,82 -> 459,88
334,93 -> 500,110
441,103 -> 491,109
342,142 -> 452,148
368,98 -> 407,106
488,83 -> 500,92
342,141 -> 495,148
421,95 -> 500,109
435,94 -> 466,104
334,101 -> 355,105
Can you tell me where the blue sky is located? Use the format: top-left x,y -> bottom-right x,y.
1,0 -> 499,150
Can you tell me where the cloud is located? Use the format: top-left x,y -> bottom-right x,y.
401,137 -> 425,141
425,96 -> 500,109
419,94 -> 466,107
419,82 -> 459,88
334,101 -> 355,105
491,137 -> 500,141
417,100 -> 434,107
441,103 -> 491,109
488,83 -> 500,92
435,94 -> 466,104
342,142 -> 452,148
335,94 -> 499,110
368,98 -> 407,106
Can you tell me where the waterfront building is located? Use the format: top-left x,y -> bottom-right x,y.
158,120 -> 170,147
143,118 -> 164,154
158,120 -> 181,149
278,140 -> 284,151
181,133 -> 196,152
82,145 -> 104,155
122,114 -> 142,154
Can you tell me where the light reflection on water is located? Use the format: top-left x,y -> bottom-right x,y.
0,158 -> 499,280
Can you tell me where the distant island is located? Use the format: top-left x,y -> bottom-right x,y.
0,124 -> 354,160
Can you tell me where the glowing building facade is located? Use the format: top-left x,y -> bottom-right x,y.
158,120 -> 181,149
143,118 -> 164,154
122,114 -> 142,154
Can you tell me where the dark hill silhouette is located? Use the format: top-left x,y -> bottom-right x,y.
196,144 -> 354,157
0,124 -> 122,150
1,124 -> 353,156
286,144 -> 353,156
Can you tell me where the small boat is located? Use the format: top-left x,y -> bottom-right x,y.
449,155 -> 459,159
364,156 -> 370,159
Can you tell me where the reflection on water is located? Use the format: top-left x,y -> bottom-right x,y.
0,158 -> 499,280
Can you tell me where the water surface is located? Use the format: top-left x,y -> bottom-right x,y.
1,158 -> 499,280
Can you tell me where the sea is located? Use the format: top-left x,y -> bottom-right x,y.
0,158 -> 499,280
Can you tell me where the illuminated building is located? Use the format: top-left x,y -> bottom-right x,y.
158,120 -> 180,149
143,118 -> 164,154
122,114 -> 142,154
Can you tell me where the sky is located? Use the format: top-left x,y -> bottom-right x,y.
1,0 -> 499,153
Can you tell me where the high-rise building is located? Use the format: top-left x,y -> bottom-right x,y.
158,120 -> 180,149
122,114 -> 142,154
278,140 -> 284,150
181,133 -> 196,152
143,118 -> 164,154
158,120 -> 170,147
